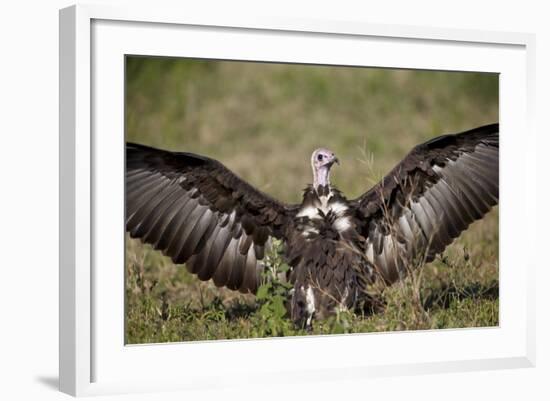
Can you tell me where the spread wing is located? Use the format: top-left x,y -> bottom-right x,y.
126,143 -> 298,293
352,123 -> 499,283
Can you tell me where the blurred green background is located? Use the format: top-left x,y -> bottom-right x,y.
125,56 -> 499,343
125,57 -> 498,202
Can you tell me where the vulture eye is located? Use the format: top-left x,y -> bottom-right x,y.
317,154 -> 324,161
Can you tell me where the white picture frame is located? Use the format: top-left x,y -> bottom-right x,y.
59,4 -> 536,397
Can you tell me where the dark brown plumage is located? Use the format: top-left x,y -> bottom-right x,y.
126,143 -> 299,293
352,124 -> 498,284
126,123 -> 499,328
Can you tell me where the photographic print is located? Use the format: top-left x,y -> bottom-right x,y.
125,57 -> 498,344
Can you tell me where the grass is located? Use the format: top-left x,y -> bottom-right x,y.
125,56 -> 499,344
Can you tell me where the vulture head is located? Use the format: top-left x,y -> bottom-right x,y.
311,148 -> 339,189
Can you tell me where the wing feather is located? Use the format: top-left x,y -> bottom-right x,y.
147,194 -> 193,247
353,123 -> 499,283
127,183 -> 179,236
126,143 -> 298,294
138,188 -> 185,240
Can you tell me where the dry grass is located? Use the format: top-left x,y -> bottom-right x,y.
125,56 -> 499,343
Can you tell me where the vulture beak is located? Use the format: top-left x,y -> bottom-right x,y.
333,156 -> 340,165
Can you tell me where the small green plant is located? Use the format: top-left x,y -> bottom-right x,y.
251,239 -> 297,337
326,308 -> 355,334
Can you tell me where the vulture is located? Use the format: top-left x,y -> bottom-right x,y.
126,123 -> 499,328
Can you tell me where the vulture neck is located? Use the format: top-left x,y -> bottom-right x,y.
313,166 -> 331,192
